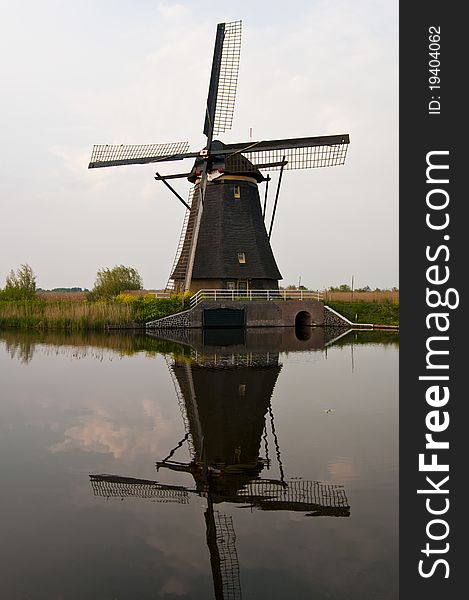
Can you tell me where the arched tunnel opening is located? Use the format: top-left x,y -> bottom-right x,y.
295,311 -> 312,327
295,311 -> 313,341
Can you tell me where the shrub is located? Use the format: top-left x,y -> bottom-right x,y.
87,265 -> 143,300
0,264 -> 37,301
114,293 -> 190,323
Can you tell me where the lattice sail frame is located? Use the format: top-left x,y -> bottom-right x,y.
246,142 -> 349,171
224,141 -> 349,172
239,479 -> 349,509
213,511 -> 242,600
212,20 -> 242,136
90,475 -> 189,503
89,141 -> 190,168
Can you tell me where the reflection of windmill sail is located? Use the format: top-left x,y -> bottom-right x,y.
206,504 -> 242,600
238,479 -> 350,516
90,474 -> 349,600
164,355 -> 196,459
89,474 -> 189,503
90,474 -> 349,516
167,359 -> 205,460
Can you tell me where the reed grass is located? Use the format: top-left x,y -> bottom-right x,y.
37,291 -> 87,301
0,300 -> 134,331
323,291 -> 399,302
0,293 -> 189,331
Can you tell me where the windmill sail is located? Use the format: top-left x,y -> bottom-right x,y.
219,134 -> 350,171
204,20 -> 242,141
88,142 -> 193,168
166,186 -> 197,292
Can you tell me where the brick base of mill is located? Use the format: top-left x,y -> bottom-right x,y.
146,300 -> 333,330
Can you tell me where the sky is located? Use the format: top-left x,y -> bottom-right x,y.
0,0 -> 398,291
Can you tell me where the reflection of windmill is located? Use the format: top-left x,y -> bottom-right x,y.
90,343 -> 350,600
157,348 -> 349,516
88,20 -> 349,294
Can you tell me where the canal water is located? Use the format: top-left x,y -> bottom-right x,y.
0,328 -> 398,599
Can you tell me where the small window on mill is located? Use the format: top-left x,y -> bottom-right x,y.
234,185 -> 241,199
238,252 -> 246,264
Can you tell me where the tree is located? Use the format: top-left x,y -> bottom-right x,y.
88,265 -> 143,300
2,264 -> 37,300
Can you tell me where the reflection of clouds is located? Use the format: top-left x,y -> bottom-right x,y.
328,457 -> 358,482
50,399 -> 174,460
159,576 -> 190,596
145,528 -> 205,571
121,506 -> 209,595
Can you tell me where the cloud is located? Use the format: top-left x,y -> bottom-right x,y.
157,2 -> 188,19
48,145 -> 90,176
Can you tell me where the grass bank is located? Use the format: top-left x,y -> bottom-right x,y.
326,300 -> 399,326
0,300 -> 133,331
0,294 -> 188,331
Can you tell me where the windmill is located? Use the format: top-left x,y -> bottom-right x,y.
90,339 -> 350,599
89,20 -> 350,294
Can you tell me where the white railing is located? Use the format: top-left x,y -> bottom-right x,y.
189,289 -> 323,309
